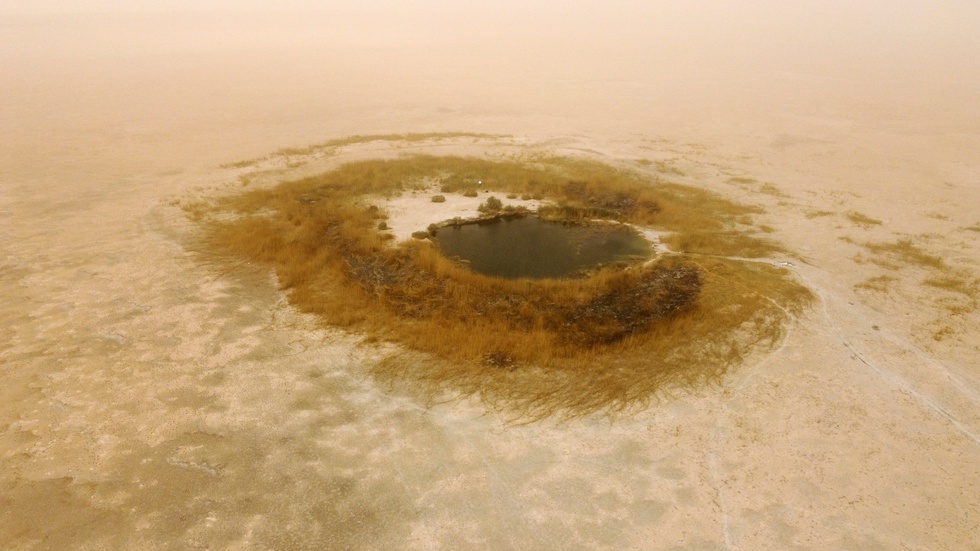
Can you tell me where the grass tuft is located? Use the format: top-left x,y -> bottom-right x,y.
854,274 -> 897,293
759,183 -> 788,197
862,239 -> 944,269
806,210 -> 834,219
846,211 -> 883,228
923,276 -> 976,296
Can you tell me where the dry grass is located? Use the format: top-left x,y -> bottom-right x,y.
846,211 -> 883,228
933,325 -> 955,342
651,160 -> 685,176
661,231 -> 782,258
219,158 -> 263,169
219,132 -> 505,168
759,183 -> 788,197
861,239 -> 945,269
854,274 -> 897,293
854,236 -> 979,325
805,210 -> 835,219
191,154 -> 812,419
923,275 -> 977,296
276,132 -> 503,157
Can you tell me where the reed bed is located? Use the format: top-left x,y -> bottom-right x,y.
193,154 -> 812,419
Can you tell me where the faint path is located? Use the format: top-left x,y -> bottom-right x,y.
798,268 -> 980,446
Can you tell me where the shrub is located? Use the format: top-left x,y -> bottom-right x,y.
462,189 -> 478,197
478,196 -> 503,213
431,195 -> 446,203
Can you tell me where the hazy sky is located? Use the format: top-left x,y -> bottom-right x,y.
2,0 -> 978,175
4,1 -> 977,72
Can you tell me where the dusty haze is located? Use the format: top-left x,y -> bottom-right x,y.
2,2 -> 978,550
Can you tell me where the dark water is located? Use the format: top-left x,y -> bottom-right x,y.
430,216 -> 651,279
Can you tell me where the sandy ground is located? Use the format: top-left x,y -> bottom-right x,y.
2,3 -> 979,550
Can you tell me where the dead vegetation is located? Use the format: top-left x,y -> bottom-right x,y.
191,154 -> 812,419
639,159 -> 685,176
219,132 -> 504,169
805,210 -> 835,219
854,275 -> 897,293
849,236 -> 979,340
923,275 -> 979,298
846,211 -> 883,228
759,183 -> 788,197
861,239 -> 945,269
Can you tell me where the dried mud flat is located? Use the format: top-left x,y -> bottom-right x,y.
2,131 -> 978,550
2,6 -> 979,548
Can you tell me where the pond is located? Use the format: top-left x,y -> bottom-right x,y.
429,215 -> 652,279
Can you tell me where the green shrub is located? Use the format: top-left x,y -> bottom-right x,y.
431,195 -> 446,203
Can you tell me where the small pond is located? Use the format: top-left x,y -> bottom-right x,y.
429,215 -> 652,279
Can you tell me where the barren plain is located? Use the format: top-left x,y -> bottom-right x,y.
1,3 -> 978,549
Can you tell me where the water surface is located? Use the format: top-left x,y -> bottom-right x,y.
430,216 -> 651,279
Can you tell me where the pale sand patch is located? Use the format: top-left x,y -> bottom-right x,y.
379,186 -> 543,243
380,187 -> 678,255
